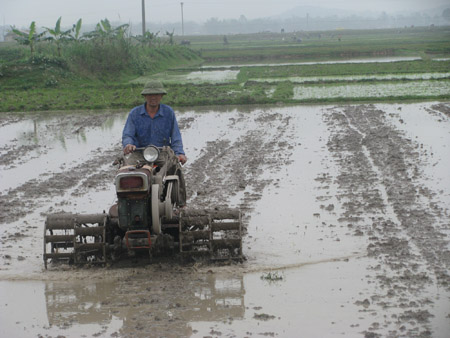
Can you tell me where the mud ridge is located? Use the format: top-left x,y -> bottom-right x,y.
185,111 -> 295,228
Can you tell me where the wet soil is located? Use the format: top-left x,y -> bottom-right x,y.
0,102 -> 449,337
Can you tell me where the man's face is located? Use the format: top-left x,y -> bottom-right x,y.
144,94 -> 163,107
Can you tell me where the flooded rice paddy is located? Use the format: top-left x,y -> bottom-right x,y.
293,81 -> 450,100
131,56 -> 450,102
0,102 -> 449,337
133,70 -> 240,85
254,72 -> 450,84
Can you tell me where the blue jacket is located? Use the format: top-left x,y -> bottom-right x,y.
122,103 -> 185,155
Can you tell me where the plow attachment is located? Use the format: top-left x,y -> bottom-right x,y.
43,208 -> 242,267
179,208 -> 242,261
44,213 -> 107,268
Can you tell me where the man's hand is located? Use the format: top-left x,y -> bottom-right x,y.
123,144 -> 136,154
178,154 -> 187,165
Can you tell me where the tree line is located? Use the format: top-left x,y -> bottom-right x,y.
10,17 -> 177,57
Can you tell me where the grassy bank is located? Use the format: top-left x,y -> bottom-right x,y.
0,45 -> 202,90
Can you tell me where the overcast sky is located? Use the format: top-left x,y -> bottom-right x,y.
2,0 -> 448,28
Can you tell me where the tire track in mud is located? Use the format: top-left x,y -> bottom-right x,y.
185,110 -> 295,229
325,104 -> 449,337
0,147 -> 120,225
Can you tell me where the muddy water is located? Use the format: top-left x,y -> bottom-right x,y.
0,103 -> 449,337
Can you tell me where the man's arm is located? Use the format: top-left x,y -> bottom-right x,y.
170,117 -> 184,155
122,112 -> 138,154
170,114 -> 187,164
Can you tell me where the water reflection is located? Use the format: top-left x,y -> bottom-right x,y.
188,275 -> 244,322
133,69 -> 240,85
46,281 -> 113,325
44,272 -> 245,336
0,111 -> 125,150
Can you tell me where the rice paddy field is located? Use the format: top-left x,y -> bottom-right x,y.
134,27 -> 450,106
1,26 -> 450,338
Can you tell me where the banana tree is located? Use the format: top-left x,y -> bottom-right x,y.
44,17 -> 71,57
165,30 -> 174,45
135,30 -> 159,47
10,21 -> 45,55
70,18 -> 83,42
84,18 -> 129,43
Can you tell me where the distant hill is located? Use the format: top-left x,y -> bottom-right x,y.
275,4 -> 450,20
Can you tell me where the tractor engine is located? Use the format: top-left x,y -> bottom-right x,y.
114,164 -> 158,250
115,167 -> 152,232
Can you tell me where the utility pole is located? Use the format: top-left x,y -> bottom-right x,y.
142,0 -> 146,35
180,2 -> 184,36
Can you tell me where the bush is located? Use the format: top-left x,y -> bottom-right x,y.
29,54 -> 67,68
67,40 -> 132,76
45,76 -> 59,87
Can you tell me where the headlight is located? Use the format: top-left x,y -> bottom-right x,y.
143,146 -> 159,163
120,176 -> 143,189
115,172 -> 149,192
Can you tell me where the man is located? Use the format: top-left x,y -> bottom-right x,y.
122,80 -> 187,206
122,80 -> 187,164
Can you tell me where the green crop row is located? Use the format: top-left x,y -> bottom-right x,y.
238,60 -> 450,79
1,79 -> 448,112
